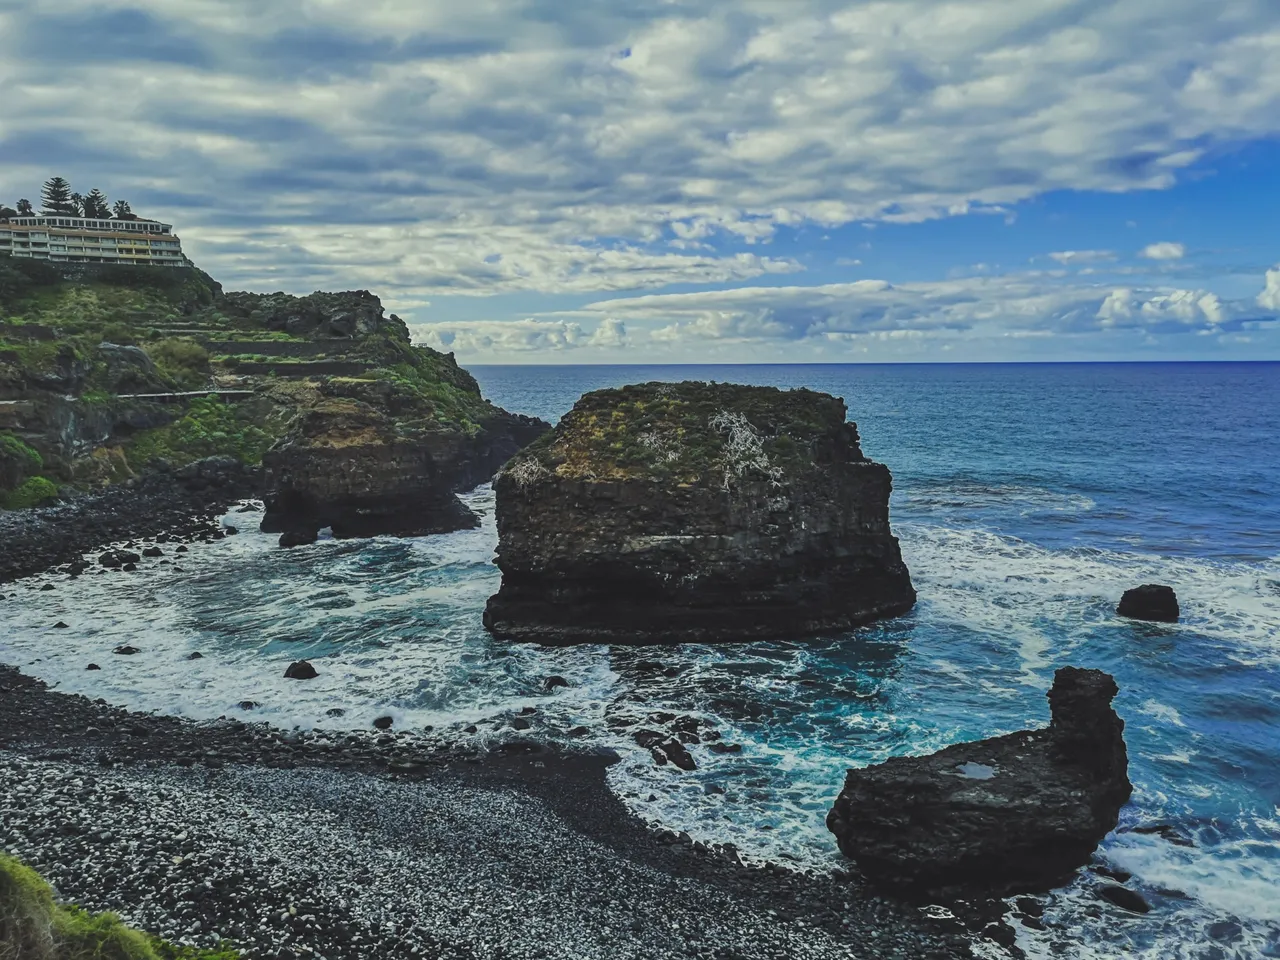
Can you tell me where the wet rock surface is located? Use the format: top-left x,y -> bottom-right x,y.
0,456 -> 258,584
485,381 -> 915,645
826,667 -> 1132,899
0,665 -> 977,960
1117,584 -> 1180,623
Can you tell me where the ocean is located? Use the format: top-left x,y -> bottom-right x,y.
3,362 -> 1278,959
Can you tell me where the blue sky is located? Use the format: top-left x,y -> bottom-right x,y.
1,0 -> 1278,363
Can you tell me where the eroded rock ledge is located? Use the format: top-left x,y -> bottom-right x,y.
483,381 -> 916,645
826,667 -> 1132,899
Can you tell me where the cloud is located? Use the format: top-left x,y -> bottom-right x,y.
411,316 -> 629,354
1259,265 -> 1280,311
1140,242 -> 1187,260
1,1 -> 1278,304
576,270 -> 1278,346
1048,250 -> 1115,265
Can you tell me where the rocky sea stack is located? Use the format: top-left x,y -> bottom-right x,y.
483,381 -> 916,645
826,666 -> 1132,899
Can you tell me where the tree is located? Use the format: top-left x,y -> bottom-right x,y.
83,188 -> 111,218
0,205 -> 16,220
112,199 -> 133,220
69,192 -> 85,217
40,177 -> 74,215
16,199 -> 33,216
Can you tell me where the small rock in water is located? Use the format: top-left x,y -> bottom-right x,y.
86,663 -> 101,671
113,645 -> 140,656
544,675 -> 570,691
122,562 -> 137,572
223,524 -> 239,535
1117,584 -> 1179,623
326,708 -> 346,718
186,652 -> 204,660
1097,884 -> 1152,914
284,660 -> 319,680
373,716 -> 394,730
239,700 -> 257,710
175,545 -> 189,553
53,621 -> 69,629
142,546 -> 164,558
39,583 -> 55,591
278,529 -> 319,549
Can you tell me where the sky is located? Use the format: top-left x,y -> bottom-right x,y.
1,0 -> 1279,364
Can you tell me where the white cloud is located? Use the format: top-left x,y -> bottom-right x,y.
573,268 -> 1278,348
1049,250 -> 1115,265
1258,265 -> 1280,311
1,1 -> 1278,303
1140,242 -> 1187,260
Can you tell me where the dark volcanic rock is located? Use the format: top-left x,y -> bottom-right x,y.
0,458 -> 258,585
1097,884 -> 1151,914
257,316 -> 548,543
278,529 -> 318,549
285,660 -> 319,680
1117,584 -> 1180,623
826,666 -> 1132,898
483,381 -> 915,645
373,716 -> 394,730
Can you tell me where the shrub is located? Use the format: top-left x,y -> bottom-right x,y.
146,339 -> 210,390
1,476 -> 58,509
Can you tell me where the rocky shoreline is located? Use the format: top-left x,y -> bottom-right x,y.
0,456 -> 257,584
0,665 -> 993,960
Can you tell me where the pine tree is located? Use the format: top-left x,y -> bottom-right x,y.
69,192 -> 85,216
112,199 -> 133,220
40,177 -> 74,215
16,199 -> 33,216
83,189 -> 110,218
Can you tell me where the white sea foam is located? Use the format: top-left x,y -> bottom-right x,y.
3,511 -> 1279,957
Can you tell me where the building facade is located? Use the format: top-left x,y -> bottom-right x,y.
0,214 -> 188,267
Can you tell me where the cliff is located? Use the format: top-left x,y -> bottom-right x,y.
483,380 -> 916,645
0,256 -> 547,541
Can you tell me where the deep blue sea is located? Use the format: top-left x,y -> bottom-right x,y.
3,362 -> 1279,959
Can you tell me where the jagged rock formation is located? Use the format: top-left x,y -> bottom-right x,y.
1117,584 -> 1179,623
826,667 -> 1132,899
483,381 -> 915,645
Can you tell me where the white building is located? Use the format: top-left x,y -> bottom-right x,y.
0,214 -> 188,267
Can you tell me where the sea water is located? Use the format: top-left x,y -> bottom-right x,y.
2,362 -> 1278,959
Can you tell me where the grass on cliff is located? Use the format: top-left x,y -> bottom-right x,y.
126,396 -> 278,467
516,381 -> 847,485
0,853 -> 237,960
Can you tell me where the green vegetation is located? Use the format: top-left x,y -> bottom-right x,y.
0,432 -> 42,475
1,476 -> 59,509
147,339 -> 210,390
519,381 -> 846,483
127,396 -> 278,468
0,853 -> 238,960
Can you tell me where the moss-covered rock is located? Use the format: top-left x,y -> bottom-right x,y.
485,381 -> 916,645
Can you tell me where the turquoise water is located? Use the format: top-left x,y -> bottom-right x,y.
3,362 -> 1278,959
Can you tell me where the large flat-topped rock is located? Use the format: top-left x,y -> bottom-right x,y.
483,380 -> 916,645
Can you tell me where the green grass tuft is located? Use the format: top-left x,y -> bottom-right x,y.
0,853 -> 240,960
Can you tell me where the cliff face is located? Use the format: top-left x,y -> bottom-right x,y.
483,381 -> 916,645
0,256 -> 548,529
826,667 -> 1133,898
